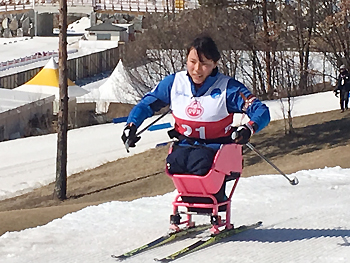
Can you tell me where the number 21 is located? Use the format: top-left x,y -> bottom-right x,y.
181,125 -> 206,139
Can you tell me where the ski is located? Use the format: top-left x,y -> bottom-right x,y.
154,221 -> 262,262
111,224 -> 211,260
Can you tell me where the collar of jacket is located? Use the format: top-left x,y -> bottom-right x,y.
186,67 -> 220,97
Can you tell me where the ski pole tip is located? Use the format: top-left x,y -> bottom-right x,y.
290,177 -> 299,185
124,139 -> 130,153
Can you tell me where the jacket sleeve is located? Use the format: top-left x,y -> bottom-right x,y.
334,75 -> 341,91
126,74 -> 175,128
226,78 -> 270,133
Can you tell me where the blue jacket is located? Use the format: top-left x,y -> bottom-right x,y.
127,69 -> 270,134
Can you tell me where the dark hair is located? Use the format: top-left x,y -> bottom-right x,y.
187,35 -> 221,62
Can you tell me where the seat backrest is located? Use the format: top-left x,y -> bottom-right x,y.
167,144 -> 243,195
212,143 -> 243,175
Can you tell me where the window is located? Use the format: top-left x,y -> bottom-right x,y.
0,125 -> 4,142
97,33 -> 111,40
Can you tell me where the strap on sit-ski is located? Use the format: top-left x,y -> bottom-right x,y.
167,129 -> 233,145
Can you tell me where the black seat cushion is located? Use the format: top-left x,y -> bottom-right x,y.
181,183 -> 227,213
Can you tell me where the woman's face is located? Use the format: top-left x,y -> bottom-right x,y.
187,48 -> 218,85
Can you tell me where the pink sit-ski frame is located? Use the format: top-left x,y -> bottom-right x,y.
166,143 -> 243,234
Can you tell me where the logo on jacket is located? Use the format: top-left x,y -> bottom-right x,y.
211,88 -> 221,98
185,100 -> 204,118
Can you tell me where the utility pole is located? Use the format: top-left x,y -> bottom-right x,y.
54,0 -> 68,200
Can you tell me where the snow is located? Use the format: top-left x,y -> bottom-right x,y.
0,88 -> 54,113
67,16 -> 90,34
0,28 -> 349,262
0,17 -> 117,76
1,89 -> 350,262
0,36 -> 82,64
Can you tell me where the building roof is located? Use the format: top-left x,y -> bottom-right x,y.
85,23 -> 127,32
0,88 -> 55,114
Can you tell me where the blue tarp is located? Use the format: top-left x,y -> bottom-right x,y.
147,122 -> 172,131
112,117 -> 128,124
155,142 -> 169,148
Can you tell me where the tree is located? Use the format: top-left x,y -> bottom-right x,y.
262,0 -> 274,99
315,0 -> 350,68
54,0 -> 68,201
286,0 -> 317,94
123,1 -> 333,102
198,0 -> 230,7
275,51 -> 298,135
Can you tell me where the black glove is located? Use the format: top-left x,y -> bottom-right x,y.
334,90 -> 339,98
121,123 -> 140,148
231,123 -> 256,144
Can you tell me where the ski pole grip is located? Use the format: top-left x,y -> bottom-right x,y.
231,131 -> 238,141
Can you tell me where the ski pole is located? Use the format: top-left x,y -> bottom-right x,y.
245,142 -> 299,186
125,109 -> 171,153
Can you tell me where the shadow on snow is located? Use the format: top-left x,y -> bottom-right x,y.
226,227 -> 350,246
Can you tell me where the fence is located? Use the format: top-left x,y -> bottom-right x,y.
0,46 -> 121,89
0,1 -> 32,13
0,50 -> 80,72
0,0 -> 199,13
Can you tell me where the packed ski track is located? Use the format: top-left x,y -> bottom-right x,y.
107,170 -> 350,263
1,168 -> 350,262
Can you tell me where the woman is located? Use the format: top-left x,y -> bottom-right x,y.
122,35 -> 270,199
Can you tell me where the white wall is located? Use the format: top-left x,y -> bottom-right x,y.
78,40 -> 120,51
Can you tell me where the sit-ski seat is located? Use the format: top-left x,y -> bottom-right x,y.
166,143 -> 243,233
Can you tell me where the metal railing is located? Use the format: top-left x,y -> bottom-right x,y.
0,0 -> 199,13
0,49 -> 79,72
0,0 -> 32,12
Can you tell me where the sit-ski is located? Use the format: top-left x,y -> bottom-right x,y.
112,143 -> 262,262
166,142 -> 243,235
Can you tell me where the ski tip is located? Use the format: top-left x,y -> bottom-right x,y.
238,221 -> 263,231
241,221 -> 263,228
154,258 -> 170,262
111,254 -> 126,261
